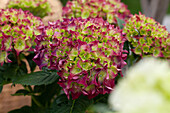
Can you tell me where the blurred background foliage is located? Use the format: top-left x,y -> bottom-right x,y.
121,0 -> 170,14
60,0 -> 170,14
60,0 -> 68,7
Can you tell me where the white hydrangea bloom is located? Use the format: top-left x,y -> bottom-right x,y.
109,57 -> 170,113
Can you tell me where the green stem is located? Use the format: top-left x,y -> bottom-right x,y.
12,45 -> 21,65
70,100 -> 76,113
23,85 -> 32,92
31,95 -> 44,108
28,85 -> 33,92
24,85 -> 44,108
17,55 -> 21,65
94,95 -> 107,104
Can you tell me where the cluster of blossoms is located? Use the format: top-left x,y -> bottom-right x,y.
0,8 -> 43,65
62,0 -> 131,24
7,0 -> 51,18
34,18 -> 127,99
109,58 -> 170,113
123,13 -> 170,58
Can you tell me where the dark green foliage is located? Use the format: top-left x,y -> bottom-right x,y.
25,52 -> 37,72
86,94 -> 114,113
123,41 -> 141,68
121,0 -> 141,14
3,62 -> 27,80
11,89 -> 33,96
0,57 -> 28,83
33,85 -> 46,93
9,106 -> 36,113
0,72 -> 3,86
116,17 -> 125,29
0,53 -> 28,93
13,71 -> 59,86
93,94 -> 109,104
87,104 -> 114,113
9,79 -> 62,112
60,0 -> 70,6
0,86 -> 2,93
48,94 -> 93,113
31,80 -> 62,108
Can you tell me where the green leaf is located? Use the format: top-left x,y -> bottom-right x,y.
60,0 -> 69,6
25,52 -> 37,72
47,94 -> 93,113
93,94 -> 109,104
123,41 -> 141,68
1,61 -> 28,81
87,103 -> 114,113
0,73 -> 3,85
0,67 -> 9,86
31,80 -> 61,108
13,71 -> 59,85
8,106 -> 35,113
0,86 -> 2,93
33,85 -> 46,93
116,17 -> 125,29
11,89 -> 33,96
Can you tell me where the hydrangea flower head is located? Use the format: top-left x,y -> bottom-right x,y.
0,8 -> 43,65
109,58 -> 170,113
62,0 -> 131,24
34,17 -> 127,99
7,0 -> 51,18
123,13 -> 170,58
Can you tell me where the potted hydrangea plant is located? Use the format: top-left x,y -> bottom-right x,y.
0,0 -> 169,113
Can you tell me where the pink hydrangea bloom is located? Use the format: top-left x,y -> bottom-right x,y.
34,17 -> 127,99
0,8 -> 43,65
62,0 -> 131,24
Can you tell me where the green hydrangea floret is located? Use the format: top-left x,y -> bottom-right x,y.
7,0 -> 51,18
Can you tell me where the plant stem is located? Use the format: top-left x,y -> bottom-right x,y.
70,100 -> 76,113
16,54 -> 21,65
24,85 -> 44,108
12,45 -> 21,65
94,94 -> 107,104
31,95 -> 44,108
28,85 -> 33,92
